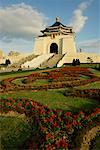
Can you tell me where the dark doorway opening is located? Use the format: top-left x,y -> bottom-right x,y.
50,43 -> 58,54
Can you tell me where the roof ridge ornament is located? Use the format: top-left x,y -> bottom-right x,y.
56,16 -> 60,22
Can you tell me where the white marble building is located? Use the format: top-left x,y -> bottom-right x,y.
33,17 -> 100,67
33,17 -> 76,55
6,17 -> 99,69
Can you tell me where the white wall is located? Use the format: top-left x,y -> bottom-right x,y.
33,34 -> 77,55
57,52 -> 100,67
33,37 -> 44,55
62,36 -> 76,54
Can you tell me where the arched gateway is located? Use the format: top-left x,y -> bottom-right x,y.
50,43 -> 58,54
33,17 -> 76,55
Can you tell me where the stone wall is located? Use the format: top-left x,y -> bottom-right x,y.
57,52 -> 100,67
33,34 -> 76,55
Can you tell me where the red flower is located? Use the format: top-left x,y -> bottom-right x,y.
25,102 -> 30,106
44,118 -> 49,123
84,115 -> 89,120
65,112 -> 72,117
46,143 -> 54,150
49,117 -> 54,123
51,114 -> 56,119
66,123 -> 72,129
46,133 -> 52,140
31,101 -> 35,106
56,138 -> 68,149
58,117 -> 62,122
79,111 -> 84,115
94,108 -> 100,114
17,102 -> 22,107
20,107 -> 25,113
73,120 -> 77,126
40,126 -> 47,132
5,102 -> 11,107
74,115 -> 77,119
52,121 -> 58,128
8,97 -> 14,102
40,108 -> 45,115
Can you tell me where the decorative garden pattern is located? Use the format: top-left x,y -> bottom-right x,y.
0,97 -> 100,149
0,66 -> 100,149
0,67 -> 100,94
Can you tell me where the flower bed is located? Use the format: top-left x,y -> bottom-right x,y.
0,67 -> 100,93
64,89 -> 100,100
0,97 -> 100,149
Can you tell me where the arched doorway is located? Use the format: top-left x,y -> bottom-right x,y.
50,43 -> 58,54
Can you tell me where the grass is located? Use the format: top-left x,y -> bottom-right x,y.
0,71 -> 33,80
63,63 -> 99,68
80,75 -> 90,80
0,67 -> 99,112
79,64 -> 97,68
0,66 -> 100,149
12,78 -> 49,86
32,79 -> 49,86
12,78 -> 26,85
76,81 -> 100,89
0,67 -> 55,80
0,90 -> 99,112
90,135 -> 100,150
89,68 -> 100,77
0,115 -> 31,149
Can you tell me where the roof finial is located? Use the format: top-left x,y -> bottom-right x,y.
56,16 -> 60,22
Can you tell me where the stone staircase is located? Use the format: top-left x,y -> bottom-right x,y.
21,53 -> 54,68
41,54 -> 64,68
10,54 -> 38,68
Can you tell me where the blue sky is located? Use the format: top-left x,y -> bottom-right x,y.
0,0 -> 100,54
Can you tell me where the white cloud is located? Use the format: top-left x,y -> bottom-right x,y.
79,39 -> 100,49
0,3 -> 48,42
70,0 -> 93,32
0,38 -> 33,55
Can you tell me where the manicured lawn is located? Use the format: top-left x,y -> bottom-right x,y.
0,115 -> 31,149
80,75 -> 90,80
0,66 -> 100,149
32,79 -> 49,85
0,90 -> 99,112
12,78 -> 49,86
0,67 -> 55,80
79,64 -> 97,68
76,81 -> 100,89
0,67 -> 99,112
12,77 -> 26,85
89,68 -> 100,77
0,71 -> 33,80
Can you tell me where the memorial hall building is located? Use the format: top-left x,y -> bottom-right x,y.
8,17 -> 100,69
32,17 -> 100,68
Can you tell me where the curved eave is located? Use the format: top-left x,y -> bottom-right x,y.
41,26 -> 73,34
42,31 -> 74,35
